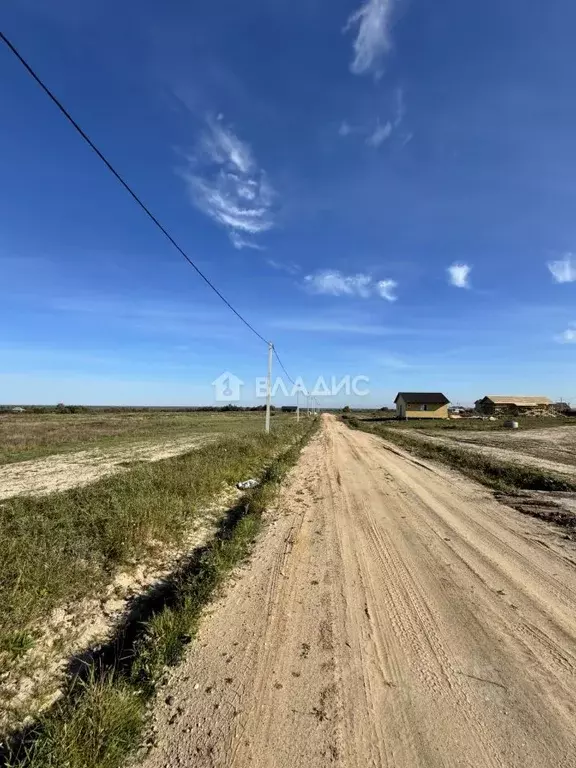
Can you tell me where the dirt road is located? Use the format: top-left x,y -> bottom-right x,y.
143,416 -> 576,768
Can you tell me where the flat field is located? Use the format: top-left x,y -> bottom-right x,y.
0,411 -> 291,499
0,411 -> 309,735
0,410 -> 278,465
423,424 -> 576,468
361,412 -> 573,432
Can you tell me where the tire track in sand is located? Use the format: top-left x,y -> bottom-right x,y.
141,415 -> 576,768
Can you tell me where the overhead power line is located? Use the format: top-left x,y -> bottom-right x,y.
273,347 -> 296,386
0,30 -> 270,346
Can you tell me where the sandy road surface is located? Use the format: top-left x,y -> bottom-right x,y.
0,435 -> 212,499
143,416 -> 576,768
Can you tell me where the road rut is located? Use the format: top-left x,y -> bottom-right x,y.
142,415 -> 576,767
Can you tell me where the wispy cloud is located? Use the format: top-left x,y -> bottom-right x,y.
399,131 -> 414,148
271,317 -> 413,336
344,0 -> 395,77
340,86 -> 407,149
305,271 -> 372,298
378,354 -> 412,369
365,121 -> 393,147
52,296 -> 232,338
179,117 -> 275,249
376,279 -> 397,301
230,232 -> 265,250
447,263 -> 471,289
304,270 -> 397,301
394,87 -> 405,127
555,325 -> 576,344
267,258 -> 300,275
339,121 -> 353,137
547,255 -> 576,283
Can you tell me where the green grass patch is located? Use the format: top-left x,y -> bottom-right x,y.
3,419 -> 319,768
0,411 -> 292,465
349,413 -> 576,432
0,421 -> 307,654
0,632 -> 37,662
344,416 -> 576,493
10,675 -> 144,768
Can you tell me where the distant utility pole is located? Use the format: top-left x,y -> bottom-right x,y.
265,341 -> 273,433
296,391 -> 300,422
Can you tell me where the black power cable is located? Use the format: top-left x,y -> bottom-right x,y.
0,30 -> 270,345
273,347 -> 295,385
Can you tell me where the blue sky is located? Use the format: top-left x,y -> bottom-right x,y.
2,0 -> 576,407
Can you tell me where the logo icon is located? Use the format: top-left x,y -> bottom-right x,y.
212,371 -> 244,402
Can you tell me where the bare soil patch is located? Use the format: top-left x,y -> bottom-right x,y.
0,436 -> 212,499
407,429 -> 576,479
0,490 -> 234,735
426,424 -> 576,469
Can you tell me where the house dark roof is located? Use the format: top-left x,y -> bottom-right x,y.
394,392 -> 450,405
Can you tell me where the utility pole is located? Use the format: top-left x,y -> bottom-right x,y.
265,341 -> 273,433
296,390 -> 300,423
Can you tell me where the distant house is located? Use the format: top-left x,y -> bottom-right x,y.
394,392 -> 450,420
475,395 -> 552,415
11,407 -> 25,413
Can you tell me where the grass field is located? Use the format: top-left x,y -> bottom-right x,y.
354,412 -> 575,432
0,412 -> 312,741
4,419 -> 319,768
0,411 -> 282,465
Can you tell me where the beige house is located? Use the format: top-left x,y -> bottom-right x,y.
475,395 -> 552,415
394,392 -> 450,420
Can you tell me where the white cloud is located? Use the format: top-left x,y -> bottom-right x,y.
339,121 -> 353,137
304,270 -> 397,301
267,258 -> 300,275
378,354 -> 411,369
340,88 -> 406,148
376,279 -> 397,301
447,263 -> 471,289
271,318 -> 414,335
366,121 -> 393,147
52,296 -> 233,338
230,232 -> 265,250
400,131 -> 414,148
555,326 -> 576,344
305,271 -> 372,297
200,119 -> 254,174
345,0 -> 395,77
394,87 -> 405,127
180,117 -> 275,248
547,255 -> 576,283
